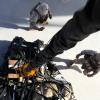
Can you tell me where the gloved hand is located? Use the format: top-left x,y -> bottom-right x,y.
76,50 -> 97,59
23,38 -> 60,72
76,50 -> 99,77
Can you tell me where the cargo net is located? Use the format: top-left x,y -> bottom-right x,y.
0,72 -> 76,100
0,36 -> 76,100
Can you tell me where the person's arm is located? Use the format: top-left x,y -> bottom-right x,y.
34,0 -> 100,67
91,0 -> 100,24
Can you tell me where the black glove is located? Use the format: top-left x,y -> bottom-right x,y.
76,50 -> 99,77
24,45 -> 56,72
76,50 -> 97,59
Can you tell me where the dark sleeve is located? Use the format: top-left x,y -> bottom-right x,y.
91,0 -> 100,24
40,0 -> 100,59
81,0 -> 100,25
35,0 -> 100,67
